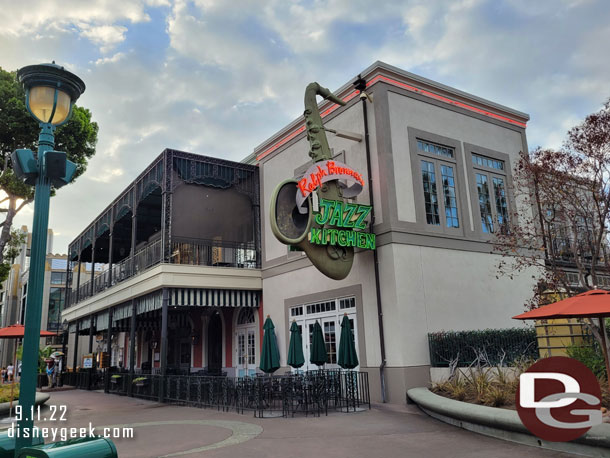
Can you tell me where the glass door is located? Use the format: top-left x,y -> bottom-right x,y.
236,326 -> 256,376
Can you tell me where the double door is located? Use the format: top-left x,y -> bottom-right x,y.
236,326 -> 256,377
298,314 -> 357,372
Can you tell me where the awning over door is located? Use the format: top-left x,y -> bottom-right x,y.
169,288 -> 259,308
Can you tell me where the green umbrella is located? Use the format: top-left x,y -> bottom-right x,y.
309,321 -> 328,367
287,321 -> 305,368
338,314 -> 359,369
260,315 -> 280,374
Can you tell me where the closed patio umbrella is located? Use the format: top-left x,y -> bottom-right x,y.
260,315 -> 280,374
287,321 -> 305,369
338,314 -> 358,369
310,321 -> 328,367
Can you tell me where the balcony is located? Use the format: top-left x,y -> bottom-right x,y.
69,237 -> 259,306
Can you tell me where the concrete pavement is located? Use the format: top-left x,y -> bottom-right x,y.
9,390 -> 580,457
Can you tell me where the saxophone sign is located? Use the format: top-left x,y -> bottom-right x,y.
516,356 -> 602,442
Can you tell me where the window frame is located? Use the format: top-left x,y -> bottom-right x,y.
464,143 -> 515,239
408,127 -> 466,237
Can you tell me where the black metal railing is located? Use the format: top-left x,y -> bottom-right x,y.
68,238 -> 260,306
170,238 -> 259,269
70,370 -> 369,416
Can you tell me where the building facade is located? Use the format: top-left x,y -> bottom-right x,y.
0,228 -> 67,367
62,151 -> 262,376
253,61 -> 538,402
62,61 -> 539,403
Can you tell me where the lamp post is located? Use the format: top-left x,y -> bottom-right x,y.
12,62 -> 84,452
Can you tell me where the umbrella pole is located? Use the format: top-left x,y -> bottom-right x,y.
600,318 -> 610,393
9,342 -> 17,414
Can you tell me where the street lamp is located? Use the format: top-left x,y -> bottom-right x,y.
12,62 -> 84,452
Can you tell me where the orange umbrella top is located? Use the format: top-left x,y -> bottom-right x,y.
0,324 -> 58,339
513,290 -> 610,320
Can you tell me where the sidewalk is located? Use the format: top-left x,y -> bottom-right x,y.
13,390 -> 579,458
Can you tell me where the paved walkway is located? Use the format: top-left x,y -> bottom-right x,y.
8,391 -> 580,457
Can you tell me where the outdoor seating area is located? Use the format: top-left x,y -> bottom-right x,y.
63,369 -> 370,417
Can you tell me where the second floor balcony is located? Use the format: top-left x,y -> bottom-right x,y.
66,149 -> 261,308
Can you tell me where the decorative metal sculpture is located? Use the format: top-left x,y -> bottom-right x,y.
270,83 -> 355,280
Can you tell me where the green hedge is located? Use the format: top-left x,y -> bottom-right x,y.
428,328 -> 538,367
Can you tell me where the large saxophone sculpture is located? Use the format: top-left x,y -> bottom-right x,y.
270,83 -> 355,280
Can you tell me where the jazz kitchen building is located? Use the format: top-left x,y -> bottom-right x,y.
61,62 -> 537,402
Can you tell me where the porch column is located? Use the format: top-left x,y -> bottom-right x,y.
159,288 -> 169,402
72,321 -> 79,371
64,257 -> 71,309
104,309 -> 113,393
88,316 -> 94,353
90,239 -> 96,297
130,211 -> 137,275
88,315 -> 94,390
128,299 -> 136,397
108,230 -> 114,286
75,255 -> 82,303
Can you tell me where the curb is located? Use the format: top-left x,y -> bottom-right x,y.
0,392 -> 50,417
407,387 -> 610,457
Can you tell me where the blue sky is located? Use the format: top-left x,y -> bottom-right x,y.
1,0 -> 609,252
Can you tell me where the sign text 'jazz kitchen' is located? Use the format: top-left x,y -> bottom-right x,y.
309,198 -> 376,250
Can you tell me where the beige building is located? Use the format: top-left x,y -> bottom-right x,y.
252,61 -> 538,403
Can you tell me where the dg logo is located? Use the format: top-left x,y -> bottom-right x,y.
516,356 -> 603,442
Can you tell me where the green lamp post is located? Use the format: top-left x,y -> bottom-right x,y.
12,62 -> 84,453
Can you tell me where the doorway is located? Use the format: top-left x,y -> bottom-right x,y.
207,313 -> 222,373
235,308 -> 256,377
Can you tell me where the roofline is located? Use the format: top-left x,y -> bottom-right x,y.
251,61 -> 529,163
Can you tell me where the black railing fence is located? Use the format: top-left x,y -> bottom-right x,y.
65,369 -> 369,417
428,328 -> 538,367
69,238 -> 260,305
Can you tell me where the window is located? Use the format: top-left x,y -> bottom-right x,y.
472,153 -> 504,170
420,160 -> 460,229
51,271 -> 66,284
417,140 -> 454,158
471,149 -> 510,235
237,308 -> 255,325
421,160 -> 440,225
47,287 -> 65,331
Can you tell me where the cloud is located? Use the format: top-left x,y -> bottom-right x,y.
4,0 -> 610,253
80,25 -> 128,53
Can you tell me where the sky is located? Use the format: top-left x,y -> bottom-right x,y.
1,0 -> 609,254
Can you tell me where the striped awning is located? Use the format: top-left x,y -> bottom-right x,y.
136,291 -> 163,314
96,311 -> 109,331
113,303 -> 132,322
169,288 -> 259,308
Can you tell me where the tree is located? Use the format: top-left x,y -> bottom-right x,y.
0,67 -> 98,265
0,228 -> 27,286
495,99 -> 610,348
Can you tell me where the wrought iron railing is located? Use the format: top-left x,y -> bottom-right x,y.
68,370 -> 370,416
68,238 -> 260,306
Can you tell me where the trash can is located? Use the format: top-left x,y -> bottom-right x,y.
0,431 -> 43,458
16,436 -> 117,458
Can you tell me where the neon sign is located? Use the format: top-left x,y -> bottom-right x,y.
309,198 -> 376,250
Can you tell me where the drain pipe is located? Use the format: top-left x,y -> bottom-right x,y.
354,75 -> 387,403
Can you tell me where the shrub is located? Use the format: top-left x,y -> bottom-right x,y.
428,328 -> 538,367
566,342 -> 606,378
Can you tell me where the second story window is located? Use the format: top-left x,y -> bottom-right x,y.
418,139 -> 460,229
471,152 -> 509,235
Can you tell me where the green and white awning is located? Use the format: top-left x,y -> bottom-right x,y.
169,288 -> 259,308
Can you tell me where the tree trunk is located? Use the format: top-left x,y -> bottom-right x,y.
0,195 -> 25,265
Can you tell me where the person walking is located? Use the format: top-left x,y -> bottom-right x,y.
7,364 -> 13,383
1,367 -> 5,384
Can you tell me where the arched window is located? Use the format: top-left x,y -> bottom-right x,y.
237,308 -> 255,325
